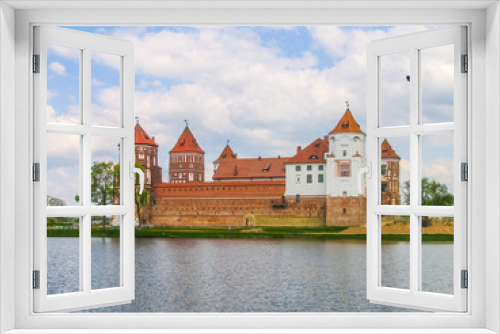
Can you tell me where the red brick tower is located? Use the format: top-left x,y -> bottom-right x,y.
135,119 -> 162,193
169,123 -> 205,183
380,139 -> 401,205
213,142 -> 236,174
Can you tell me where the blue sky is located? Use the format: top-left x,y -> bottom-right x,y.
46,26 -> 454,205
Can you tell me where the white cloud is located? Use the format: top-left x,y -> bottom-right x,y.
49,61 -> 66,75
92,78 -> 104,86
59,26 -> 455,184
46,105 -> 79,124
422,158 -> 454,193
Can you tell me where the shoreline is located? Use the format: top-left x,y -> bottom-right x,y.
47,226 -> 453,241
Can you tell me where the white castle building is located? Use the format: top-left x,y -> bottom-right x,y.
284,105 -> 400,225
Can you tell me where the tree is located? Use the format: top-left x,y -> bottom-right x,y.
403,178 -> 454,206
403,178 -> 454,227
47,195 -> 66,224
84,161 -> 120,229
111,162 -> 150,226
47,195 -> 66,206
76,161 -> 150,226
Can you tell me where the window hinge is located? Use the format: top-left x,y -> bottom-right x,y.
461,269 -> 468,289
33,270 -> 40,289
33,54 -> 40,73
461,162 -> 468,182
461,54 -> 468,73
33,163 -> 40,182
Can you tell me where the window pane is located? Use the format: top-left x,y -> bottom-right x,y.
46,44 -> 81,124
47,133 -> 81,206
91,136 -> 121,205
380,137 -> 409,205
91,215 -> 121,290
421,45 -> 454,124
91,52 -> 121,127
421,216 -> 454,294
421,133 -> 454,206
381,215 -> 410,290
47,217 -> 80,295
380,51 -> 410,127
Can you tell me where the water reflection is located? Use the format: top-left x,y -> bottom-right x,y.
47,238 -> 452,312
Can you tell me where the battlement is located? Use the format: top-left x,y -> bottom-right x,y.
154,180 -> 286,199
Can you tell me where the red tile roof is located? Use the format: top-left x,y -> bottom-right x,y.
285,138 -> 329,164
170,126 -> 205,154
329,109 -> 365,135
213,156 -> 289,180
381,139 -> 400,159
135,123 -> 158,147
214,144 -> 236,163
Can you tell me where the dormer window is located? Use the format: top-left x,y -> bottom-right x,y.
310,155 -> 318,160
342,122 -> 349,128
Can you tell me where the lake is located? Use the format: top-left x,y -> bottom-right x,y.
47,237 -> 453,312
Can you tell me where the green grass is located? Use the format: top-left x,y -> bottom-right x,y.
47,222 -> 74,227
46,226 -> 453,241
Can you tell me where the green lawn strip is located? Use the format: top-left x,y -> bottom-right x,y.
47,222 -> 74,227
47,228 -> 453,241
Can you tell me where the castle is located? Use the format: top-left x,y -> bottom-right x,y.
135,105 -> 400,226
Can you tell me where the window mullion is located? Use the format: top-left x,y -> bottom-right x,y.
82,47 -> 91,294
409,47 -> 420,294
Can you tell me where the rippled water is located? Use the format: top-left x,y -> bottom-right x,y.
47,238 -> 453,312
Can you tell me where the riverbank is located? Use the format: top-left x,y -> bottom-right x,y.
47,225 -> 453,241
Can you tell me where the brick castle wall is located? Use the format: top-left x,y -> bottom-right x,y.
152,181 -> 327,226
326,195 -> 367,226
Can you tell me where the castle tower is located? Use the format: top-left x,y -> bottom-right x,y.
381,139 -> 401,205
325,104 -> 367,226
326,105 -> 366,197
213,142 -> 236,174
135,119 -> 162,193
169,124 -> 205,183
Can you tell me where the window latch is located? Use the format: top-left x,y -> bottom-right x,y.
357,161 -> 371,195
130,162 -> 145,194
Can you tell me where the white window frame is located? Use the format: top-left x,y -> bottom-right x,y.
1,2 -> 498,333
32,26 -> 135,313
366,26 -> 467,312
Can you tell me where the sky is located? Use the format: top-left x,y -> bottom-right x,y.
46,26 -> 455,206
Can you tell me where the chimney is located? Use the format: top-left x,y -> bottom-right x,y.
235,154 -> 238,158
152,136 -> 156,142
278,155 -> 281,158
324,135 -> 328,142
258,156 -> 262,161
297,146 -> 302,154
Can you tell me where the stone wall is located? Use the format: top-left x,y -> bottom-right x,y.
326,195 -> 366,226
151,181 -> 327,226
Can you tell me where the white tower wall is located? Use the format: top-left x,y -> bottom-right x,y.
326,132 -> 366,197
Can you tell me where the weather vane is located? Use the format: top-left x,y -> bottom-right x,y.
135,116 -> 139,124
184,119 -> 188,127
345,100 -> 349,109
227,139 -> 230,145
